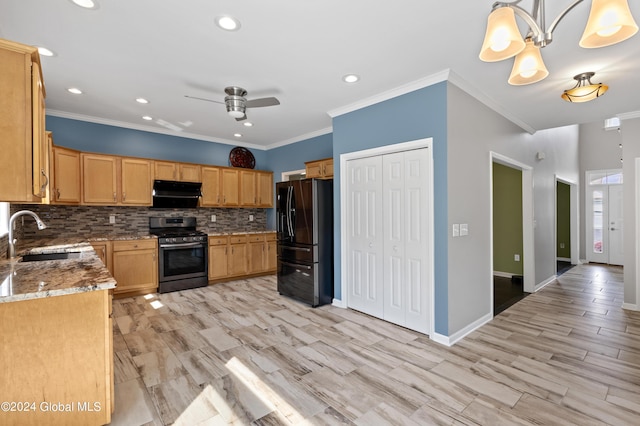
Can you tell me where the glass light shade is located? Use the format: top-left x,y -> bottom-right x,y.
580,0 -> 638,48
508,39 -> 549,85
228,109 -> 245,118
561,72 -> 608,102
479,7 -> 526,62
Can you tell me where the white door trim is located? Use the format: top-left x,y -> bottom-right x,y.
490,152 -> 535,302
339,138 -> 434,336
555,176 -> 580,266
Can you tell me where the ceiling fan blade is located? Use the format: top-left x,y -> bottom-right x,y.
245,97 -> 280,108
235,114 -> 247,122
184,95 -> 224,105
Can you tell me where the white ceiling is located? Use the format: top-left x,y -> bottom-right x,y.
1,0 -> 639,150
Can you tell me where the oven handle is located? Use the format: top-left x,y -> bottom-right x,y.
279,260 -> 312,270
160,242 -> 205,249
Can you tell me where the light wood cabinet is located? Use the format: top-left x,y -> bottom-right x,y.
208,236 -> 228,280
52,145 -> 81,204
0,290 -> 113,426
0,38 -> 49,202
257,171 -> 274,207
240,170 -> 258,206
112,239 -> 158,297
201,166 -> 222,207
305,157 -> 333,179
92,241 -> 113,274
82,154 -> 152,206
154,161 -> 201,182
120,158 -> 152,205
208,232 -> 276,283
82,153 -> 118,204
221,168 -> 240,206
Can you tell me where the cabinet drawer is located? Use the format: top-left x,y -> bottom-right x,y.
247,234 -> 265,243
112,239 -> 157,252
229,235 -> 247,244
209,236 -> 229,246
265,233 -> 276,241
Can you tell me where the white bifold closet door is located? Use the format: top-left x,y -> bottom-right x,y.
347,148 -> 430,334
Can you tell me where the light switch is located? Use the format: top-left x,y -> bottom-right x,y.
452,224 -> 460,237
460,224 -> 468,236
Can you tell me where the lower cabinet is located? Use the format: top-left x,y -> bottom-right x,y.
110,239 -> 158,297
0,290 -> 113,426
208,232 -> 276,283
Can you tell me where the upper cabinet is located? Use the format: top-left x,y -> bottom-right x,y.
305,157 -> 333,179
0,38 -> 49,202
201,166 -> 221,207
154,161 -> 201,182
82,153 -> 152,206
220,168 -> 240,207
52,144 -> 81,204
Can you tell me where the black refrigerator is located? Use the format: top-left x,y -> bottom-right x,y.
276,178 -> 333,307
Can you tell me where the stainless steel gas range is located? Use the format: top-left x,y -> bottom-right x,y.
149,217 -> 208,293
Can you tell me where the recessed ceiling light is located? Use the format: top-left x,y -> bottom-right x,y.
67,87 -> 83,94
343,74 -> 360,83
136,97 -> 149,104
70,0 -> 98,9
37,47 -> 54,57
243,122 -> 253,127
215,15 -> 241,31
142,116 -> 153,121
234,133 -> 242,138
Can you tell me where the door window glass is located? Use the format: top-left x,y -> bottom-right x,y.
592,190 -> 603,253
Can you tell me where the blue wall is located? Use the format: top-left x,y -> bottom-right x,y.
46,116 -> 268,169
332,82 -> 449,335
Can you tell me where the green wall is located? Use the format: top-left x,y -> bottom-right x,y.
493,163 -> 523,275
557,181 -> 571,259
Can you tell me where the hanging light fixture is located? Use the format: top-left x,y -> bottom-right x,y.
561,72 -> 608,102
508,38 -> 549,85
480,0 -> 638,85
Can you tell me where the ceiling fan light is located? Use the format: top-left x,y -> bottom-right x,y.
561,72 -> 608,102
228,109 -> 245,118
508,39 -> 549,85
580,0 -> 638,48
479,7 -> 526,62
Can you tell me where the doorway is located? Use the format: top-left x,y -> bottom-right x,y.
586,170 -> 624,265
556,179 -> 575,276
490,152 -> 535,316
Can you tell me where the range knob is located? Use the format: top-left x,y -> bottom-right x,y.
183,237 -> 188,242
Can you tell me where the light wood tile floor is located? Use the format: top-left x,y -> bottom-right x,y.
108,264 -> 640,425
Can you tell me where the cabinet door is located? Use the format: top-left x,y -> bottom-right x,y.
228,243 -> 248,276
323,159 -> 334,178
82,154 -> 118,204
266,236 -> 277,271
121,158 -> 152,205
91,241 -> 113,274
248,240 -> 265,274
112,246 -> 158,295
201,166 -> 221,206
53,147 -> 81,203
154,161 -> 177,180
31,61 -> 48,199
179,164 -> 201,182
240,170 -> 257,206
305,161 -> 323,179
257,171 -> 273,207
221,168 -> 240,206
208,244 -> 228,280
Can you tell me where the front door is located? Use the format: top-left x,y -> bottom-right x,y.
586,170 -> 623,265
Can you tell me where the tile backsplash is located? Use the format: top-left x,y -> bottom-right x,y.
8,204 -> 268,242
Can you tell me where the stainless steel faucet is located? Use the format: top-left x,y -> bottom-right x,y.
7,210 -> 47,259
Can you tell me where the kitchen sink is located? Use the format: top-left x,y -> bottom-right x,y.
21,252 -> 82,262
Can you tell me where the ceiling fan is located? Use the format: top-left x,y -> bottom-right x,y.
185,86 -> 280,121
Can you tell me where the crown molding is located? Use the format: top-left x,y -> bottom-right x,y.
265,127 -> 333,150
618,111 -> 640,121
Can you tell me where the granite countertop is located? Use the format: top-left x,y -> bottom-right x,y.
0,243 -> 116,304
207,230 -> 276,236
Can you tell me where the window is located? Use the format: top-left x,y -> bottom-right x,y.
0,202 -> 8,237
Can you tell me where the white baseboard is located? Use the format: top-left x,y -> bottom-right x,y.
622,303 -> 639,311
493,271 -> 517,278
431,312 -> 493,347
556,257 -> 571,262
332,298 -> 346,308
534,275 -> 557,292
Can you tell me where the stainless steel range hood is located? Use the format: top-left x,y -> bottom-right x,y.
152,180 -> 202,209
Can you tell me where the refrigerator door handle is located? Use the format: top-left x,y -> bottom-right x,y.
284,246 -> 311,252
280,260 -> 312,270
287,186 -> 294,237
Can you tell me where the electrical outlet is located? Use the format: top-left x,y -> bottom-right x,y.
560,242 -> 565,248
514,254 -> 520,262
460,223 -> 469,236
249,214 -> 254,222
211,214 -> 216,222
109,215 -> 116,224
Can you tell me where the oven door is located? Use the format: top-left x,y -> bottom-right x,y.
158,242 -> 207,282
